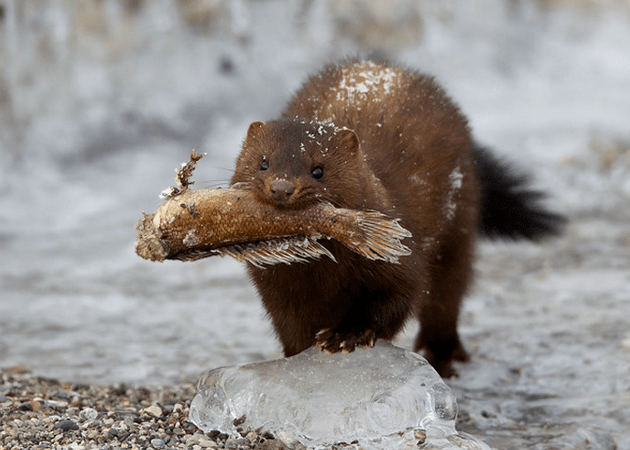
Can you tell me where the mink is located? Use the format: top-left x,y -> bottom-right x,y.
230,59 -> 564,376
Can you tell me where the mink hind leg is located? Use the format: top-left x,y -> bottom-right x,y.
414,233 -> 475,377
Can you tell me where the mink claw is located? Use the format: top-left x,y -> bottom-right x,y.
340,336 -> 358,354
315,328 -> 336,353
315,328 -> 377,354
355,329 -> 377,350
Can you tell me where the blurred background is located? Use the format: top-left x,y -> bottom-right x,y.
0,1 -> 629,446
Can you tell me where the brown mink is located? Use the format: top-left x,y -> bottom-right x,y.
230,59 -> 564,376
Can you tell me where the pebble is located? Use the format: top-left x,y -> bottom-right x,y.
143,404 -> 163,418
0,366 -> 306,449
79,406 -> 98,421
54,419 -> 79,431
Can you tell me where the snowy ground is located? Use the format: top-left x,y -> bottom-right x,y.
1,1 -> 629,448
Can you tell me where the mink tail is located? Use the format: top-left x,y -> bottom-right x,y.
473,144 -> 566,240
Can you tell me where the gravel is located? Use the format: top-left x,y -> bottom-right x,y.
0,366 -> 294,450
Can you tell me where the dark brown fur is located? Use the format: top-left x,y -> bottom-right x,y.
231,59 -> 561,376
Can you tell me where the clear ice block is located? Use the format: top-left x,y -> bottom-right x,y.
189,341 -> 492,449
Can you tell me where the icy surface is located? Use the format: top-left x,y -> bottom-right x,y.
189,341 -> 491,450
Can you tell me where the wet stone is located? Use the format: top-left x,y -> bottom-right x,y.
53,419 -> 79,432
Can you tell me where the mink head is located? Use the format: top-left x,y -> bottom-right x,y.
231,119 -> 370,210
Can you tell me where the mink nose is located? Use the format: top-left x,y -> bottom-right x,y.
270,180 -> 295,202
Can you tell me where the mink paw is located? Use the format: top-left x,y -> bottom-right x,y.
315,328 -> 376,354
416,339 -> 470,378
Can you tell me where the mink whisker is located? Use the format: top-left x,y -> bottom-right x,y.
197,179 -> 232,189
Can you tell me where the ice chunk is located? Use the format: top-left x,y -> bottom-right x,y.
189,341 -> 492,450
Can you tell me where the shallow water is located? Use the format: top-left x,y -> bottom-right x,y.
1,1 -> 629,448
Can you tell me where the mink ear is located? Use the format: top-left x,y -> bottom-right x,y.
333,127 -> 361,158
245,121 -> 266,143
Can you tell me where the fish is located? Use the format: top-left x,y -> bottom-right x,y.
135,186 -> 412,267
134,151 -> 412,267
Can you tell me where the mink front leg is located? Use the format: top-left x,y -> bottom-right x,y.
314,285 -> 413,354
315,328 -> 376,353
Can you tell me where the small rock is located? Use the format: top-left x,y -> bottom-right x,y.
43,415 -> 61,424
47,399 -> 69,408
80,407 -> 99,421
186,433 -> 217,448
51,389 -> 71,400
257,439 -> 288,450
87,429 -> 100,439
415,428 -> 427,444
226,437 -> 249,448
18,402 -> 32,411
117,430 -> 130,440
124,416 -> 136,427
29,418 -> 42,427
205,439 -> 219,448
143,404 -> 163,418
151,438 -> 166,449
246,431 -> 257,441
54,419 -> 80,432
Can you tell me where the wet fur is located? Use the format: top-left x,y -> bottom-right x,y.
231,59 -> 563,376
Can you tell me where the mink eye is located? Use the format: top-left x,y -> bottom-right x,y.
260,160 -> 269,171
311,166 -> 324,179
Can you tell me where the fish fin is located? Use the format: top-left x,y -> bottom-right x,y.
220,237 -> 336,267
169,249 -> 221,262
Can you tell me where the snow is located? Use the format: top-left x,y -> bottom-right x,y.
336,61 -> 400,103
446,166 -> 464,220
1,0 -> 629,448
183,229 -> 200,247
